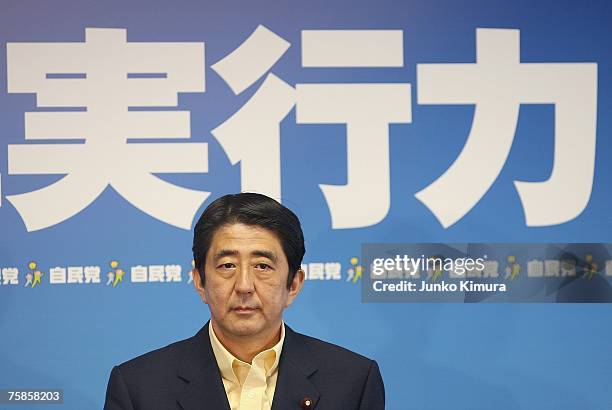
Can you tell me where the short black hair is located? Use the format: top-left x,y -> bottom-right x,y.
192,193 -> 305,289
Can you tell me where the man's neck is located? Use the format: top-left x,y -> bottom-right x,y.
211,321 -> 282,363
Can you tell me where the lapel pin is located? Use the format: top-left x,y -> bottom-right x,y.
300,396 -> 313,409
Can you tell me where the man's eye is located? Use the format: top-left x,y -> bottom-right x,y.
218,263 -> 235,269
255,263 -> 271,270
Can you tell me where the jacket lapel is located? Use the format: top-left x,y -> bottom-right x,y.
176,322 -> 231,410
271,326 -> 321,410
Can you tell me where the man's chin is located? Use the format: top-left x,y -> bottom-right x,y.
227,322 -> 263,337
224,313 -> 264,335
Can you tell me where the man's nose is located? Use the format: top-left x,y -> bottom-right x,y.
235,265 -> 255,294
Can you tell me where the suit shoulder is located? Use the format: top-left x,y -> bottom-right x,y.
116,334 -> 195,375
293,331 -> 375,371
286,328 -> 384,406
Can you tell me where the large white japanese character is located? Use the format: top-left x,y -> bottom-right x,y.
297,30 -> 410,228
212,28 -> 410,229
211,25 -> 292,200
6,28 -> 209,231
417,28 -> 597,228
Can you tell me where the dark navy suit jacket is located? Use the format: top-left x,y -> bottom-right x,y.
104,322 -> 385,409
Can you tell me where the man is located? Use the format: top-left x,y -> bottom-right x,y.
104,193 -> 385,409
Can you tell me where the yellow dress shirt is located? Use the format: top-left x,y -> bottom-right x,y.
209,323 -> 285,410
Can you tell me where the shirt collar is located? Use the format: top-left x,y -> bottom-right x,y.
209,321 -> 285,384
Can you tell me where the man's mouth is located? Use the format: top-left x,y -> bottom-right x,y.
233,306 -> 258,313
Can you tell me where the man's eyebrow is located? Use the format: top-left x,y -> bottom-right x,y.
251,250 -> 278,263
212,249 -> 278,263
213,249 -> 238,260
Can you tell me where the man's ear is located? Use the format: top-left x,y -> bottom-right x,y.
285,269 -> 305,307
192,268 -> 208,305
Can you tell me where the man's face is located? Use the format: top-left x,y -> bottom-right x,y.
194,223 -> 304,341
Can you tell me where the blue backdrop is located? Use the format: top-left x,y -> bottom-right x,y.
1,1 -> 611,409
